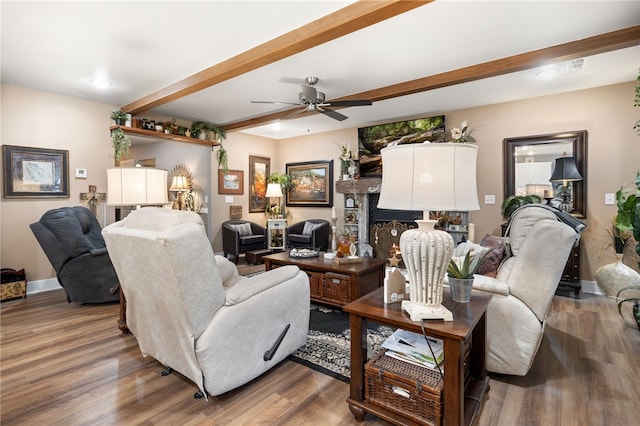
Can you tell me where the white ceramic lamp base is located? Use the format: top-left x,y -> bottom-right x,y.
402,300 -> 453,322
400,219 -> 455,322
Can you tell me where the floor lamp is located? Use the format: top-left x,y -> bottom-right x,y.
107,167 -> 168,217
377,143 -> 480,321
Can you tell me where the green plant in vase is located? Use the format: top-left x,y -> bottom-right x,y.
614,171 -> 640,263
617,285 -> 640,330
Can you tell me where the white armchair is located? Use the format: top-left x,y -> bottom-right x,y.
102,208 -> 310,397
467,205 -> 581,376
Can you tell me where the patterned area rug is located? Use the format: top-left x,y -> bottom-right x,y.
289,304 -> 394,383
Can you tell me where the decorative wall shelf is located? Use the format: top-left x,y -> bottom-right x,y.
109,125 -> 220,147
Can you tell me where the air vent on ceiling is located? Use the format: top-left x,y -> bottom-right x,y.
569,58 -> 585,72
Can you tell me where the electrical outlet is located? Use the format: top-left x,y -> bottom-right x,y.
200,207 -> 208,214
604,193 -> 615,205
484,195 -> 496,205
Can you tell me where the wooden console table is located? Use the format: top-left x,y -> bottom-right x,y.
263,251 -> 386,308
344,287 -> 491,426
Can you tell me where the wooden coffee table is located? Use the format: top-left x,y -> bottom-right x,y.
263,251 -> 386,308
344,287 -> 491,426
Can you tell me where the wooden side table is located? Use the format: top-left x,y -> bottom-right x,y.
344,287 -> 491,426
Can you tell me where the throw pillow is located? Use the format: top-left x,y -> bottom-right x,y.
476,234 -> 506,277
230,223 -> 252,236
302,221 -> 320,236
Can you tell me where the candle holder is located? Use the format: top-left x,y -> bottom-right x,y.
331,217 -> 338,252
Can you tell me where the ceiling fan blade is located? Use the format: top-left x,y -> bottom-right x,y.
301,85 -> 317,102
251,100 -> 300,106
317,107 -> 348,121
325,99 -> 372,107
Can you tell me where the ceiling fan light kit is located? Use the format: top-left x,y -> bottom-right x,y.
252,76 -> 372,121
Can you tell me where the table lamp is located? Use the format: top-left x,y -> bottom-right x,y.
265,182 -> 283,218
169,175 -> 190,210
377,142 -> 479,321
107,167 -> 168,213
549,156 -> 582,213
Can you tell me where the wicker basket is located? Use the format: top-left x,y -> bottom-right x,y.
322,272 -> 350,304
365,350 -> 443,426
1,268 -> 27,301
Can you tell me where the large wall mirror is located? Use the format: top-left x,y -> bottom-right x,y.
503,130 -> 587,218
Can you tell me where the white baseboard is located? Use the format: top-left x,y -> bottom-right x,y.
580,279 -> 603,296
27,278 -> 62,295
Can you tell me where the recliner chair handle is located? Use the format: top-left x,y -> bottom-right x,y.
263,324 -> 290,361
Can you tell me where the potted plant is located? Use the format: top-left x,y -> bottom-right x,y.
617,285 -> 640,330
447,250 -> 490,303
614,171 -> 640,261
500,194 -> 543,220
110,109 -> 128,125
110,128 -> 131,161
216,145 -> 228,175
190,121 -> 226,142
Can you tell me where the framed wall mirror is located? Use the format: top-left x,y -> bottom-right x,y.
503,130 -> 587,218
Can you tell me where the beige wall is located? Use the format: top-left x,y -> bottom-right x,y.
2,81 -> 637,286
1,85 -> 118,282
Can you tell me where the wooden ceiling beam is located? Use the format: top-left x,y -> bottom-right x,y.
223,25 -> 640,132
121,0 -> 432,115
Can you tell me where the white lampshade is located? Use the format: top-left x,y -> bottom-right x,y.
377,142 -> 479,212
265,183 -> 283,198
107,167 -> 168,206
377,142 -> 480,322
170,175 -> 190,192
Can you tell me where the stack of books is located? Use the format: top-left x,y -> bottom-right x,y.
381,329 -> 444,372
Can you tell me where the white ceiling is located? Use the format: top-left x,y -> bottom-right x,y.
2,1 -> 639,140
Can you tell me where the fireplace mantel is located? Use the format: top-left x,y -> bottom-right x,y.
335,177 -> 381,195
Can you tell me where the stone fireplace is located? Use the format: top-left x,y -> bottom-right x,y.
336,178 -> 421,264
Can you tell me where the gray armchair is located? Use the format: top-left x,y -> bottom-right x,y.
452,205 -> 583,376
286,219 -> 331,251
30,206 -> 119,304
102,208 -> 310,398
221,220 -> 267,263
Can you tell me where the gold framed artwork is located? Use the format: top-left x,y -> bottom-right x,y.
249,155 -> 270,213
286,160 -> 333,207
218,169 -> 244,195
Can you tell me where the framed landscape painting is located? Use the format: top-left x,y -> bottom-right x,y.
2,145 -> 69,198
249,155 -> 270,212
218,169 -> 243,195
286,160 -> 333,207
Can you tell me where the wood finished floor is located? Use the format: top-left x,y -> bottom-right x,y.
2,261 -> 639,425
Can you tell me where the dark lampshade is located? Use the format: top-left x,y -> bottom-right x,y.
550,157 -> 583,182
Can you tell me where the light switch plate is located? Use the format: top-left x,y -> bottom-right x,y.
484,195 -> 496,204
604,193 -> 615,205
225,196 -> 234,203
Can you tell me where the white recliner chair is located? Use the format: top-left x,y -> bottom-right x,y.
470,205 -> 582,376
102,208 -> 310,397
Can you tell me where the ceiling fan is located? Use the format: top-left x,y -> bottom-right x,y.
251,76 -> 372,121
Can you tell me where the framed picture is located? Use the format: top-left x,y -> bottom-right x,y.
286,160 -> 333,207
249,155 -> 270,213
2,145 -> 69,198
358,115 -> 445,177
218,169 -> 244,195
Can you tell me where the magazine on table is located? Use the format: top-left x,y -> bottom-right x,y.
381,329 -> 444,370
